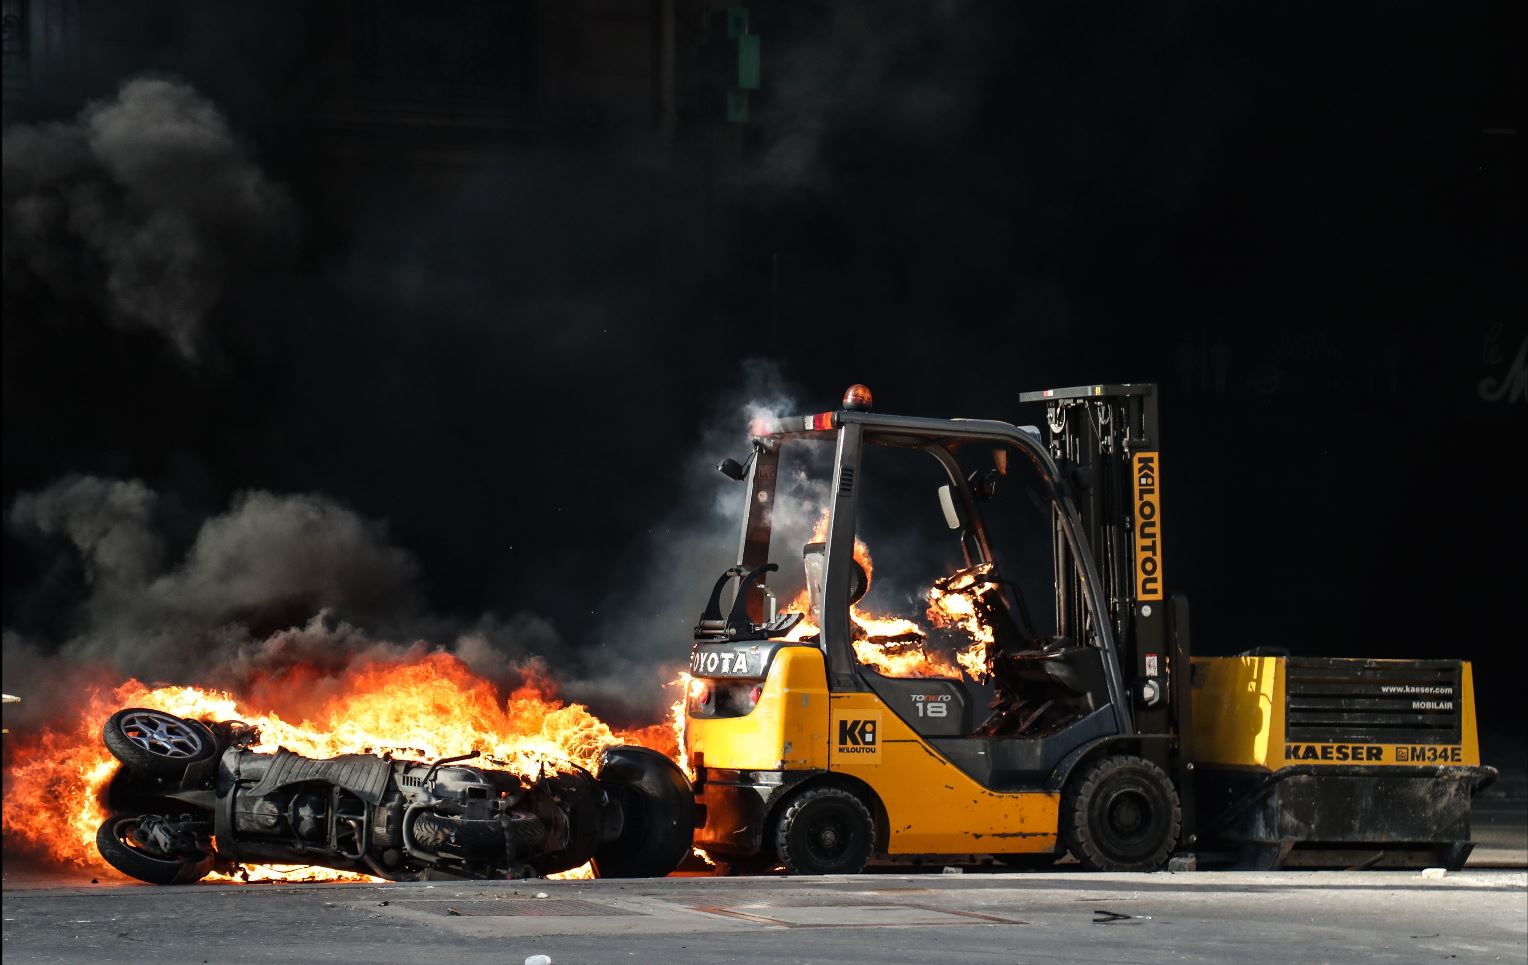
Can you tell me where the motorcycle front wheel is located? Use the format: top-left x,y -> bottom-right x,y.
95,815 -> 215,885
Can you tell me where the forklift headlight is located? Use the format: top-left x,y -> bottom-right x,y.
1136,678 -> 1162,707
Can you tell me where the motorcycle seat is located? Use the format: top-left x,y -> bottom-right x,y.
237,749 -> 394,805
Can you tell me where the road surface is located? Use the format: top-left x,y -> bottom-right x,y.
4,789 -> 1522,964
3,867 -> 1525,965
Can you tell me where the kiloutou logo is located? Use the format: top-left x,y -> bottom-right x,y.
838,719 -> 877,752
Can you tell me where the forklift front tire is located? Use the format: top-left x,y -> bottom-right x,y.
774,786 -> 875,875
1061,754 -> 1180,872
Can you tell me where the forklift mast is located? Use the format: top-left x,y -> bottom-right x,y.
1020,384 -> 1190,758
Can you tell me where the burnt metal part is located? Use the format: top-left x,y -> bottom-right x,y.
96,708 -> 694,885
1194,764 -> 1497,869
916,564 -> 1099,742
978,639 -> 1106,738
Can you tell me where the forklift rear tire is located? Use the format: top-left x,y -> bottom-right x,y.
774,786 -> 874,875
1061,754 -> 1180,872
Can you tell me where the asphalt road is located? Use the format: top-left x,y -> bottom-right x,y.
3,868 -> 1525,965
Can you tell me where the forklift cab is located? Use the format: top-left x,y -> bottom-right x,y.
793,469 -> 1112,749
725,389 -> 1136,758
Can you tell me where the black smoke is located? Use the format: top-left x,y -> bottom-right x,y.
2,77 -> 294,359
1,2 -> 1522,755
1,473 -> 566,727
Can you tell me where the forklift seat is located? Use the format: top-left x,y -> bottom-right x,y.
978,642 -> 1107,737
996,638 -> 1099,699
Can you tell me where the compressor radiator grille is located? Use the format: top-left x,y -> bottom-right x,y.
1283,657 -> 1461,745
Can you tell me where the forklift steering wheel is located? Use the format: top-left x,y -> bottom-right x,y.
847,560 -> 869,605
933,562 -> 999,596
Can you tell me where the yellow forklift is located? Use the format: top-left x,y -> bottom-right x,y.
684,383 -> 1492,872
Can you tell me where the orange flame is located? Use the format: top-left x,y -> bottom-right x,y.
926,567 -> 996,681
1,653 -> 680,883
672,673 -> 697,779
781,512 -> 992,680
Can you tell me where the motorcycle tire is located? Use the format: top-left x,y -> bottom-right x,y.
103,708 -> 217,778
591,746 -> 694,879
96,815 -> 215,885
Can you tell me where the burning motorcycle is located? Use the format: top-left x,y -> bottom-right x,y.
95,707 -> 693,884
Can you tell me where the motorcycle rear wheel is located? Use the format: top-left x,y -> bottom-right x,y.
591,746 -> 694,878
103,708 -> 217,778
